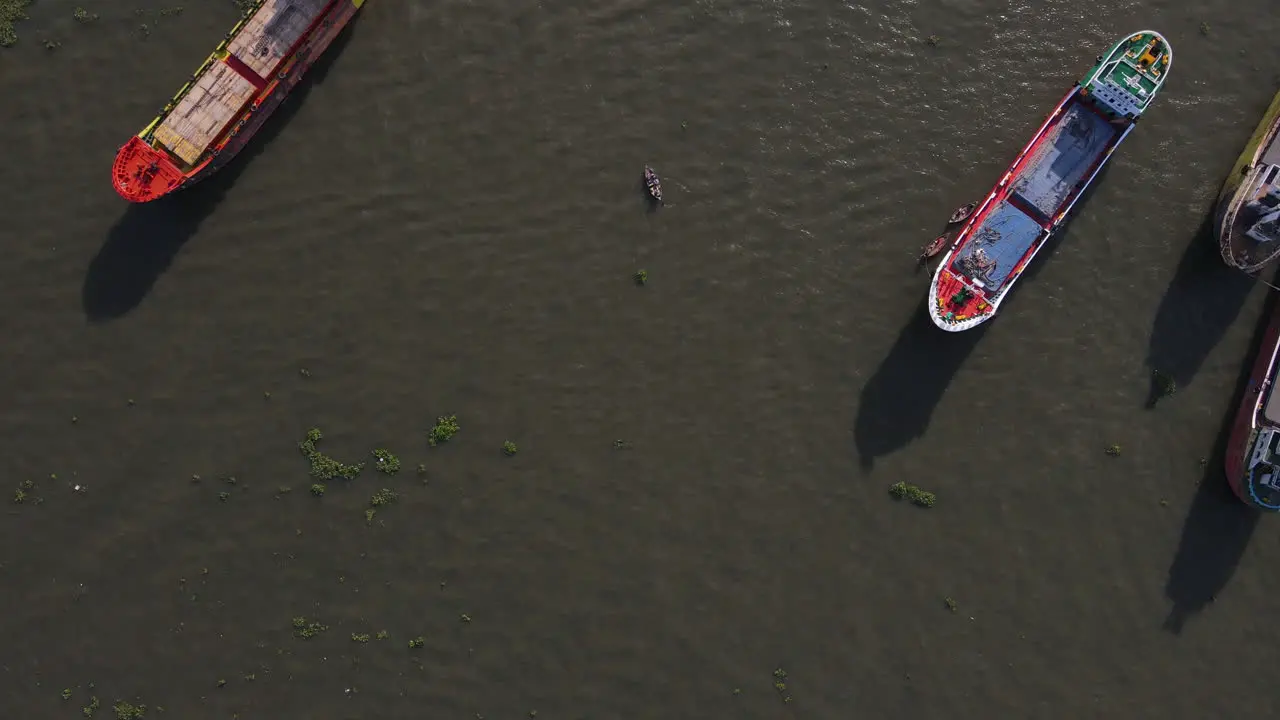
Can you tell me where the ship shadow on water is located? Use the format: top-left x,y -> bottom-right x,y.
81,20 -> 362,322
1161,298 -> 1272,633
1144,214 -> 1256,407
854,170 -> 1101,468
853,303 -> 988,469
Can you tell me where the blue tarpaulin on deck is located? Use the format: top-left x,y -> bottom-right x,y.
950,201 -> 1044,293
1011,101 -> 1117,217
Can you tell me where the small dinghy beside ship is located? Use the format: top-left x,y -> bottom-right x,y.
918,202 -> 976,265
1214,89 -> 1280,273
928,31 -> 1171,331
920,234 -> 950,263
111,0 -> 367,203
948,202 -> 976,225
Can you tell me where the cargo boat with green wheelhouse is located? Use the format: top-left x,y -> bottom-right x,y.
928,31 -> 1171,331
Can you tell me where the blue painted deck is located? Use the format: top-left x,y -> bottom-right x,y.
950,201 -> 1044,293
1011,100 -> 1118,218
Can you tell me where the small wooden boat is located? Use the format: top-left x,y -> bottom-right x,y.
948,202 -> 977,225
919,234 -> 950,263
643,165 -> 663,203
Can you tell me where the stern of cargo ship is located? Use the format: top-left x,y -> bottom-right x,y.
1231,426 -> 1280,512
112,136 -> 186,203
1081,30 -> 1172,120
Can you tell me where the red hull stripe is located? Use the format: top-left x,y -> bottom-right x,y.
222,52 -> 268,91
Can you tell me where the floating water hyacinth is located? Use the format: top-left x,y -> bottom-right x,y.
888,481 -> 936,508
429,415 -> 460,446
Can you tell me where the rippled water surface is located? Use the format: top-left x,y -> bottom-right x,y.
2,1 -> 1279,717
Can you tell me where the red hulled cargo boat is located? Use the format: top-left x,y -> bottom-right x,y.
1224,295 -> 1280,512
111,0 -> 366,203
928,31 -> 1171,330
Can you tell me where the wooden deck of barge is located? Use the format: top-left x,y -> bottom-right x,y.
151,0 -> 331,167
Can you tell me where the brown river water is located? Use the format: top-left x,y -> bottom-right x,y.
2,0 -> 1279,717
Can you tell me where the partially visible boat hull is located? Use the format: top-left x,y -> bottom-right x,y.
112,0 -> 365,203
1213,89 -> 1280,273
1225,298 -> 1280,512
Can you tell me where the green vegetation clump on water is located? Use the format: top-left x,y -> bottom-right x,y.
13,477 -> 36,504
773,667 -> 792,704
298,428 -> 364,480
0,0 -> 30,47
112,700 -> 146,720
363,488 -> 398,523
888,481 -> 936,508
428,415 -> 460,446
370,488 -> 397,507
372,448 -> 401,474
291,616 -> 327,639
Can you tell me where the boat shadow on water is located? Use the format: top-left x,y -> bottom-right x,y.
853,304 -> 988,469
81,20 -> 361,322
1162,289 -> 1272,633
1144,214 -> 1257,407
854,174 -> 1101,468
